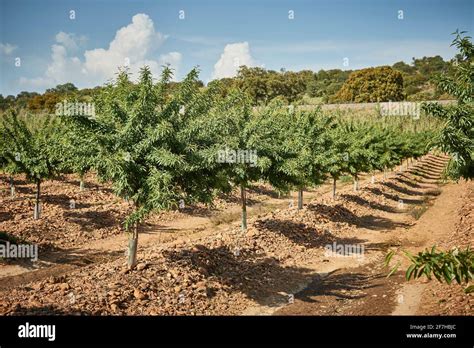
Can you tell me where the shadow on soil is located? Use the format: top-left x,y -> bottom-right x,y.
294,269 -> 384,304
306,203 -> 410,230
339,193 -> 398,213
163,244 -> 315,306
63,210 -> 121,231
254,218 -> 366,248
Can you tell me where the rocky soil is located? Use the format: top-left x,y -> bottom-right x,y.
0,153 -> 471,316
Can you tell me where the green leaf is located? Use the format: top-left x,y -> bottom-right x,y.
406,264 -> 416,281
464,285 -> 474,294
387,261 -> 401,278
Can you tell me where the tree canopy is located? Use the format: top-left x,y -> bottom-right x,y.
335,66 -> 405,102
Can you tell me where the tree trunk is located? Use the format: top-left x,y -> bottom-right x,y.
353,174 -> 359,191
332,177 -> 337,200
241,185 -> 247,232
383,168 -> 387,180
298,189 -> 303,210
127,220 -> 139,269
79,173 -> 85,191
9,176 -> 14,197
34,179 -> 41,220
371,172 -> 375,184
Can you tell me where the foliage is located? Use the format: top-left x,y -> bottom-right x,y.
339,120 -> 375,179
385,247 -> 474,294
67,66 -> 223,267
283,106 -> 334,190
422,30 -> 474,180
27,92 -> 63,113
0,52 -> 458,114
58,115 -> 99,187
1,110 -> 65,218
1,110 -> 63,182
201,91 -> 299,229
335,66 -> 404,102
46,83 -> 78,94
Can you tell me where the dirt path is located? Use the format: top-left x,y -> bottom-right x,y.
391,178 -> 466,315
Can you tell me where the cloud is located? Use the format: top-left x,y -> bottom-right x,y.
83,13 -> 166,80
19,43 -> 83,89
211,42 -> 256,80
158,52 -> 182,79
0,43 -> 18,55
19,13 -> 180,91
55,32 -> 86,52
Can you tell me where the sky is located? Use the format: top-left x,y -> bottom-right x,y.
0,0 -> 472,96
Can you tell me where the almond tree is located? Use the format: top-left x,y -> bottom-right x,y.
202,92 -> 296,231
326,121 -> 352,199
284,107 -> 333,208
59,116 -> 99,191
74,66 -> 221,268
1,111 -> 63,218
0,121 -> 16,196
340,120 -> 376,191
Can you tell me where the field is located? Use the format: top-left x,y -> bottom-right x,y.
1,151 -> 472,315
0,3 -> 473,346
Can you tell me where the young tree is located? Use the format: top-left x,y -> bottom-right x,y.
326,121 -> 352,199
1,111 -> 63,218
0,121 -> 15,196
341,121 -> 376,191
74,66 -> 222,268
0,144 -> 19,198
59,115 -> 99,191
284,107 -> 333,208
202,92 -> 297,230
375,125 -> 406,180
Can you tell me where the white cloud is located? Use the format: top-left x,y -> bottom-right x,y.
19,43 -> 83,89
19,13 -> 180,91
55,32 -> 86,52
211,42 -> 256,79
0,43 -> 17,55
83,13 -> 166,80
158,52 -> 182,80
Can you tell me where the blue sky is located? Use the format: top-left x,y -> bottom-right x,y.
0,0 -> 472,95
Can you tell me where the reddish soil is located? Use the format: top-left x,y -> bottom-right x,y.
0,154 -> 471,316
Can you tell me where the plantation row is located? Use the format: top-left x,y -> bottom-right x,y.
0,66 -> 439,268
0,33 -> 471,271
